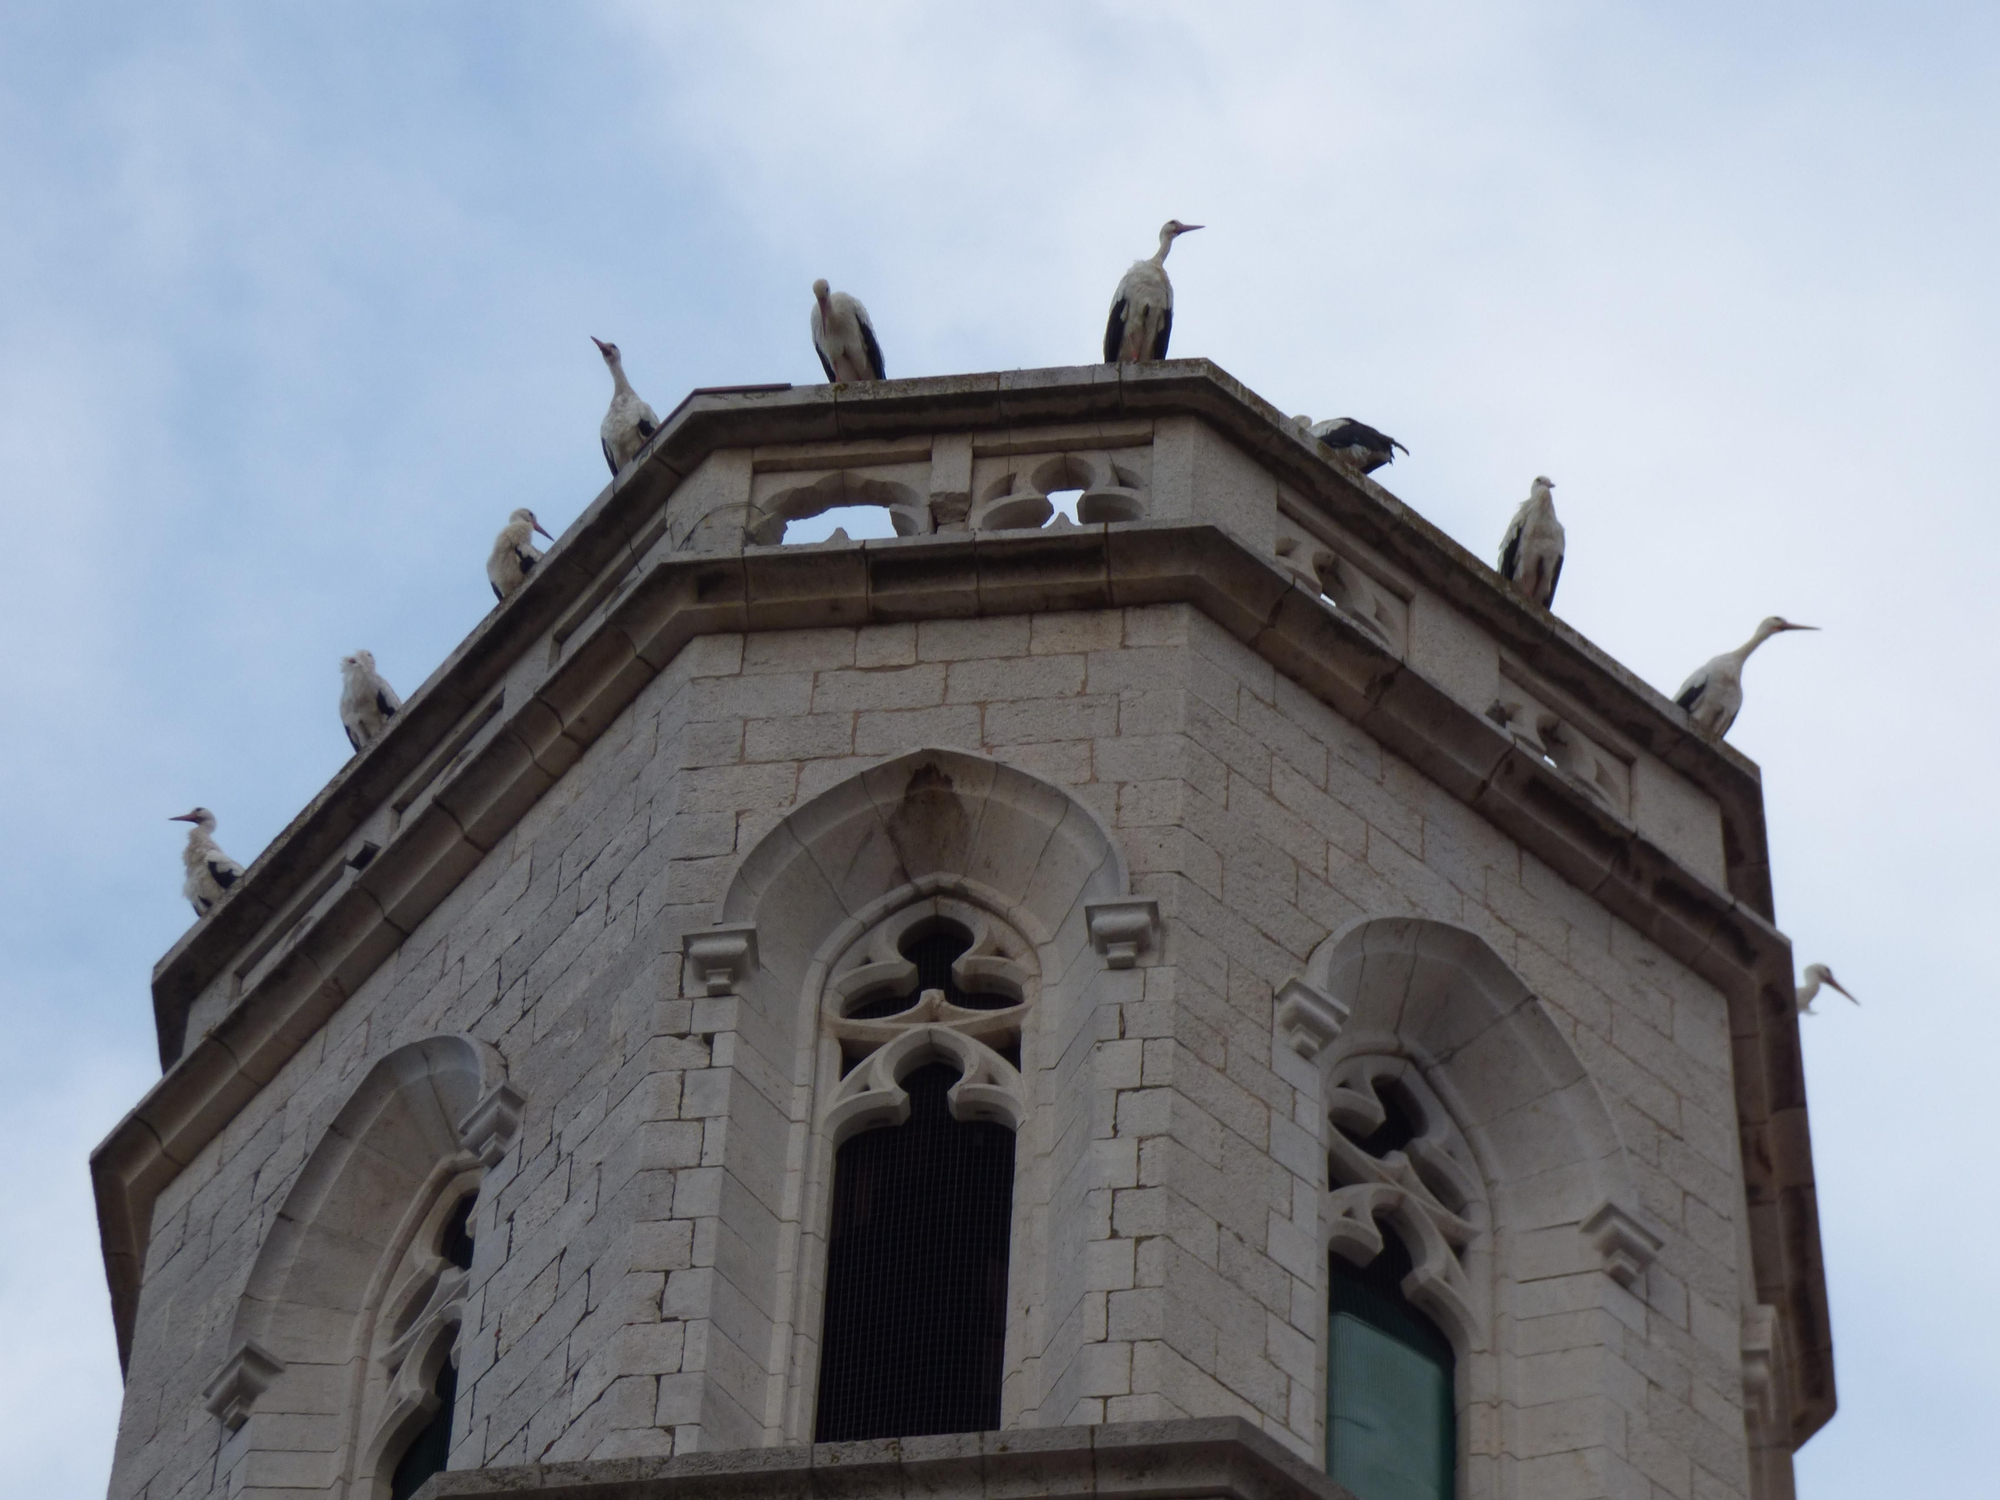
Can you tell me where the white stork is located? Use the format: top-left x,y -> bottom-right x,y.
339,649 -> 402,752
1312,418 -> 1408,475
170,807 -> 245,916
1498,476 -> 1565,609
1104,219 -> 1202,364
1796,963 -> 1859,1015
1673,616 -> 1817,740
592,337 -> 659,475
488,507 -> 554,601
810,280 -> 886,383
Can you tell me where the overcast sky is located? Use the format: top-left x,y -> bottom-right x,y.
2,3 -> 1993,1494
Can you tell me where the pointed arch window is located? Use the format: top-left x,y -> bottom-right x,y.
812,906 -> 1033,1441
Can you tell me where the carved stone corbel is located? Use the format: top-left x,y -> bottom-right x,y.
458,1082 -> 526,1168
682,922 -> 759,996
1085,898 -> 1159,969
1741,1303 -> 1778,1424
1276,978 -> 1350,1058
1581,1198 -> 1664,1288
202,1339 -> 285,1431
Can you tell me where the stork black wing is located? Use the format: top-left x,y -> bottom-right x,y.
1498,522 -> 1523,582
1103,299 -> 1127,364
602,437 -> 618,476
860,319 -> 886,381
377,691 -> 398,720
517,547 -> 538,575
209,860 -> 239,889
815,342 -> 837,383
1674,678 -> 1705,712
491,579 -> 505,601
1546,554 -> 1562,607
345,722 -> 363,752
1151,306 -> 1173,361
636,415 -> 657,441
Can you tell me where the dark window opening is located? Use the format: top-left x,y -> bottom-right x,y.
389,1356 -> 457,1500
1329,1086 -> 1423,1188
440,1192 -> 477,1271
1327,1230 -> 1455,1500
815,1061 -> 1015,1441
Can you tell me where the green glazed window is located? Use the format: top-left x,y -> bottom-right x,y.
1326,1236 -> 1455,1500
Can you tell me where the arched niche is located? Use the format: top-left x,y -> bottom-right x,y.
685,749 -> 1155,1443
1287,918 -> 1666,1497
203,1035 -> 523,1495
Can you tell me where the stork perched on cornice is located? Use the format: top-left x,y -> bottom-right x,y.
339,649 -> 402,752
487,507 -> 553,601
592,337 -> 658,475
1104,219 -> 1201,364
170,807 -> 244,917
1498,476 -> 1565,609
810,280 -> 886,383
1796,964 -> 1859,1015
1312,418 -> 1407,475
1674,616 -> 1817,740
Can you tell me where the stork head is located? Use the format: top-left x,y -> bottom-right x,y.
510,507 -> 554,540
170,807 -> 217,832
340,649 -> 376,675
592,336 -> 620,365
1157,219 -> 1202,259
1759,615 -> 1818,638
812,278 -> 833,310
1804,963 -> 1859,1004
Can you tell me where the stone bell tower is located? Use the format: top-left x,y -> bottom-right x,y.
94,361 -> 1833,1500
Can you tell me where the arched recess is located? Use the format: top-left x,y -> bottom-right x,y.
1282,917 -> 1665,1497
682,748 -> 1157,1445
203,1035 -> 524,1498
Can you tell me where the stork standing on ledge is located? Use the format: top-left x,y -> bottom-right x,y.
1498,476 -> 1565,609
592,337 -> 658,475
1796,964 -> 1859,1015
1312,418 -> 1408,475
488,507 -> 553,601
810,280 -> 886,383
1104,219 -> 1201,364
1674,616 -> 1816,741
339,649 -> 402,752
170,807 -> 244,917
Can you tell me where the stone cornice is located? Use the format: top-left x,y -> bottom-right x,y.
94,514 -> 1831,1439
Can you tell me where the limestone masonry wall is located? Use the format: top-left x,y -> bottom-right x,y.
112,604 -> 1759,1500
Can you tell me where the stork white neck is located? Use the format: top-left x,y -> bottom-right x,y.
1152,227 -> 1178,266
605,351 -> 634,397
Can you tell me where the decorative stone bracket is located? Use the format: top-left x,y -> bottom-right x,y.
1581,1198 -> 1665,1288
458,1082 -> 526,1169
201,1339 -> 285,1431
1275,978 -> 1350,1058
1742,1304 -> 1779,1424
1085,898 -> 1159,969
682,922 -> 759,996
